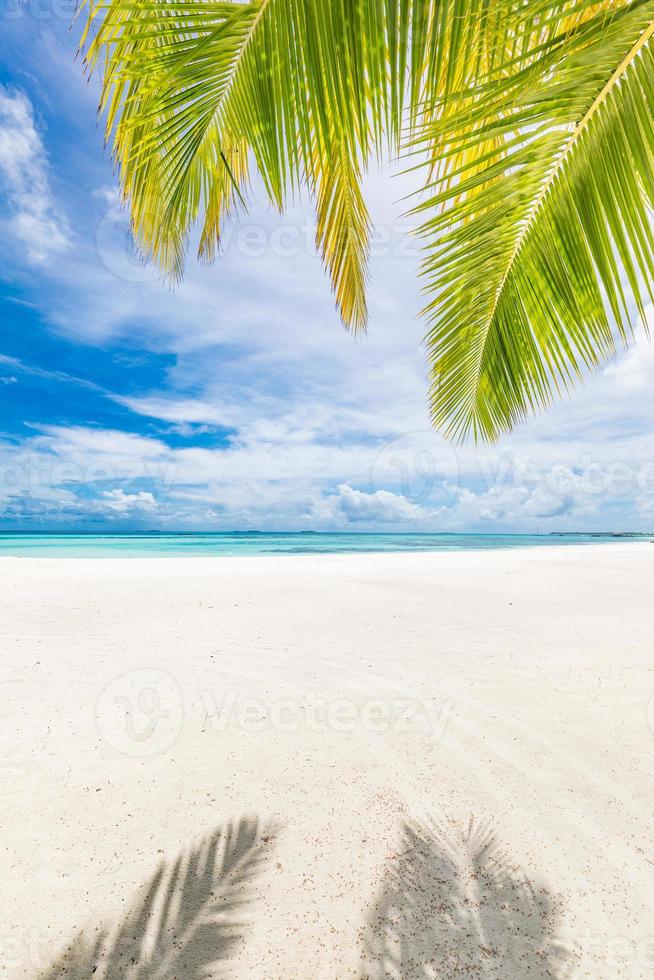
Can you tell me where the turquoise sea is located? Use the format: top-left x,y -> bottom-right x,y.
0,532 -> 647,558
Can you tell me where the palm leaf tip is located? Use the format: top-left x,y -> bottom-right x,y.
311,130 -> 373,332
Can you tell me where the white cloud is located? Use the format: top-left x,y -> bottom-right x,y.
0,87 -> 71,263
100,489 -> 158,514
112,395 -> 232,427
34,425 -> 170,460
2,57 -> 654,533
330,483 -> 442,523
603,321 -> 654,394
93,185 -> 121,207
6,419 -> 647,531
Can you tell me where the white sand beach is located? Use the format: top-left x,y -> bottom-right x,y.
1,543 -> 653,979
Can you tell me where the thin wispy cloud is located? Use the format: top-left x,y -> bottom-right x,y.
0,86 -> 71,264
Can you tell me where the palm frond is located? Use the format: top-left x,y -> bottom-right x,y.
82,0 -> 589,332
82,0 -> 382,327
312,134 -> 371,332
82,0 -> 654,437
418,0 -> 654,441
82,0 -> 262,279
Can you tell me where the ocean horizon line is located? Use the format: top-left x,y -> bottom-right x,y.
0,529 -> 651,559
0,529 -> 652,537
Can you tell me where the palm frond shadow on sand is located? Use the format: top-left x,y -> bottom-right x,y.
40,816 -> 277,980
361,817 -> 571,979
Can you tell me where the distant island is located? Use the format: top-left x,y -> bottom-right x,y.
548,531 -> 653,538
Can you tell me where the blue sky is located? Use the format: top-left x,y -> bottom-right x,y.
1,4 -> 654,532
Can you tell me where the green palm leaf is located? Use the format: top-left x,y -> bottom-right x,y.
82,0 -> 653,439
82,0 -> 579,330
82,0 -> 388,330
419,0 -> 654,441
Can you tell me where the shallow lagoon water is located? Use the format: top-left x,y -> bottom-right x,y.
0,531 -> 644,558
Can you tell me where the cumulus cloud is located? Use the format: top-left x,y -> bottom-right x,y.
6,417 -> 650,531
0,87 -> 70,263
452,462 -> 610,525
100,489 -> 158,514
330,483 -> 442,523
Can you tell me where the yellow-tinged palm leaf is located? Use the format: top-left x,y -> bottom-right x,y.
82,0 -> 653,439
312,135 -> 371,332
417,0 -> 654,441
82,0 -> 385,327
82,0 -> 581,329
